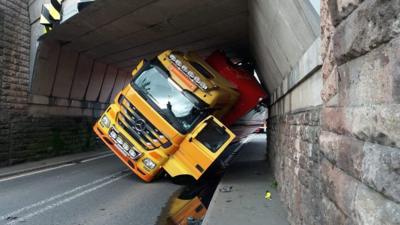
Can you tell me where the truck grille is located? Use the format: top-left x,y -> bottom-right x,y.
117,96 -> 171,150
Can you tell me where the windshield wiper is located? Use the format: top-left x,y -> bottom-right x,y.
135,87 -> 150,102
161,101 -> 184,132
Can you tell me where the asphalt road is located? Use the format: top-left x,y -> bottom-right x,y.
0,154 -> 181,225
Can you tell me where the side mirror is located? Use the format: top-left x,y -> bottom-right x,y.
131,60 -> 147,77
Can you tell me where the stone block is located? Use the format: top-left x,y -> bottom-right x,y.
321,107 -> 349,134
353,184 -> 400,225
70,100 -> 83,108
325,93 -> 339,107
299,183 -> 323,225
310,110 -> 320,125
362,142 -> 400,202
320,158 -> 359,215
321,149 -> 400,224
322,40 -> 337,80
349,105 -> 400,148
321,0 -> 339,59
321,65 -> 338,103
320,131 -> 364,179
321,195 -> 349,225
54,98 -> 70,107
337,0 -> 363,19
322,105 -> 400,148
338,36 -> 400,107
333,0 -> 400,64
30,94 -> 49,105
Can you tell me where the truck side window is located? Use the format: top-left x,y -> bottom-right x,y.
195,120 -> 229,152
190,61 -> 214,79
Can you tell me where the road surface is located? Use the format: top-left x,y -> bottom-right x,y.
0,154 -> 180,225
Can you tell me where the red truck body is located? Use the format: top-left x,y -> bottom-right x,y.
206,51 -> 267,126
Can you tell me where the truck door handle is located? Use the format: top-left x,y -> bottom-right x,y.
195,164 -> 204,172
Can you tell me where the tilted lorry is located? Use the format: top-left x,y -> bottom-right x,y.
93,50 -> 266,182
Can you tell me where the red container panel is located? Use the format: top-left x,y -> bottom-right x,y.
206,51 -> 267,126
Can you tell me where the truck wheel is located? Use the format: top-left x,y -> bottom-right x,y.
153,169 -> 168,180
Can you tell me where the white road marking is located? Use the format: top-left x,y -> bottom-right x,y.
0,153 -> 115,183
80,153 -> 114,163
6,173 -> 129,225
0,163 -> 75,183
0,170 -> 127,221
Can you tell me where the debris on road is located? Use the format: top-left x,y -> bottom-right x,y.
219,186 -> 233,193
265,191 -> 271,201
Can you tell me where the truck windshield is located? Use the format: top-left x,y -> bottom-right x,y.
132,63 -> 208,134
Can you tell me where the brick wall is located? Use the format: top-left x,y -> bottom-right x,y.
268,0 -> 400,224
0,0 -> 97,167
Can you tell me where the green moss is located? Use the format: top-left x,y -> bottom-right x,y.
271,180 -> 278,189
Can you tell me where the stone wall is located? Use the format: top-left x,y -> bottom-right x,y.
320,0 -> 400,223
0,0 -> 98,167
0,0 -> 31,166
268,108 -> 322,225
268,0 -> 400,224
3,116 -> 96,166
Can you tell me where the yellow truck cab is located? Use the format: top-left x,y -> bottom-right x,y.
93,50 -> 239,182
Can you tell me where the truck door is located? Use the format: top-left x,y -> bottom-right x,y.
163,116 -> 236,180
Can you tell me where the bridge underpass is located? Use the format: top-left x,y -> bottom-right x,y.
0,0 -> 399,224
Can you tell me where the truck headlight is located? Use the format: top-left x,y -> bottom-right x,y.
100,115 -> 111,128
143,158 -> 156,170
110,130 -> 117,139
199,81 -> 208,90
187,71 -> 195,78
122,142 -> 130,151
129,149 -> 137,158
181,65 -> 189,73
169,54 -> 177,62
175,60 -> 183,67
116,136 -> 123,145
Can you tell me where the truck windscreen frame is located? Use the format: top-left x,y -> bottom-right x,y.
131,61 -> 209,134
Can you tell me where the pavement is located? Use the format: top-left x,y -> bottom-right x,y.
202,134 -> 290,225
0,149 -> 181,225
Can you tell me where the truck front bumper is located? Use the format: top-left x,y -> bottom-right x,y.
93,122 -> 157,182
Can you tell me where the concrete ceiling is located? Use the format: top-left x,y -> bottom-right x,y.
249,0 -> 320,92
30,0 -> 320,112
43,0 -> 249,69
